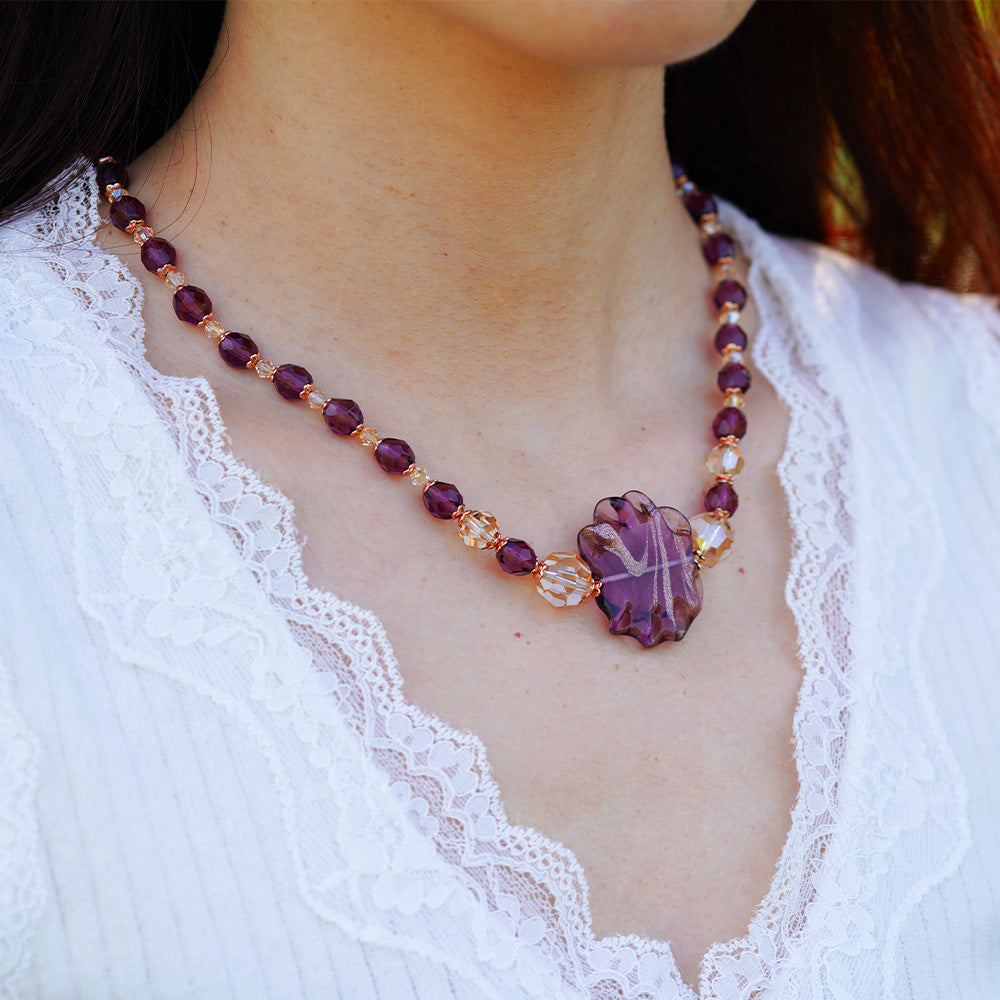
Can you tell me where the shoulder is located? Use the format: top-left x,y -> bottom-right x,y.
726,200 -> 999,368
725,203 -> 999,453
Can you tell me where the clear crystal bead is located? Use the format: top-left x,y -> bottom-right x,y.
254,358 -> 277,380
203,318 -> 226,341
164,268 -> 188,290
306,390 -> 327,409
707,442 -> 745,478
718,307 -> 741,325
358,426 -> 380,448
107,185 -> 125,202
689,512 -> 734,568
535,553 -> 594,608
131,224 -> 154,245
722,390 -> 745,409
722,349 -> 743,366
407,466 -> 432,488
457,509 -> 501,549
701,218 -> 721,236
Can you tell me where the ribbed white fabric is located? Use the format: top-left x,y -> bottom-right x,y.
0,171 -> 997,1000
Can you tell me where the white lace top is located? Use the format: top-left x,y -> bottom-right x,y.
0,173 -> 998,1000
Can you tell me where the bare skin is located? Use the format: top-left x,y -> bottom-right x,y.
111,1 -> 801,988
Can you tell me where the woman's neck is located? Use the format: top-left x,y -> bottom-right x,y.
130,0 -> 712,421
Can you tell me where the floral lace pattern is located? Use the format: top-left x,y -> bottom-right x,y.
0,170 -> 969,999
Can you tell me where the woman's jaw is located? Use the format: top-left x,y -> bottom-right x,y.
420,0 -> 754,68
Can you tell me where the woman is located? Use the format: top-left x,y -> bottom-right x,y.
0,2 -> 997,997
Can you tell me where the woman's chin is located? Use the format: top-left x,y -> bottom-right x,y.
420,0 -> 755,68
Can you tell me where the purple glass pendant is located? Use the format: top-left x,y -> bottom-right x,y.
577,491 -> 703,647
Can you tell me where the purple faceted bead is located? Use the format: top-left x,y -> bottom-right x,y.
375,437 -> 415,475
273,364 -> 312,400
702,231 -> 736,265
323,399 -> 363,436
712,279 -> 747,310
140,237 -> 177,273
718,363 -> 752,393
496,539 -> 537,576
671,162 -> 687,180
109,195 -> 146,232
218,332 -> 258,369
714,324 -> 748,354
423,481 -> 463,519
704,482 -> 739,515
684,190 -> 718,221
172,285 -> 212,325
95,160 -> 128,197
712,406 -> 747,440
577,491 -> 702,647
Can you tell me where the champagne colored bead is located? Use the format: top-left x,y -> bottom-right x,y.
689,512 -> 734,568
254,358 -> 277,380
306,390 -> 327,409
707,442 -> 744,478
535,553 -> 594,608
164,268 -> 188,290
357,426 -> 380,448
457,510 -> 501,549
203,318 -> 226,342
407,466 -> 432,488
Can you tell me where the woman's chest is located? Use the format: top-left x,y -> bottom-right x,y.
186,356 -> 806,986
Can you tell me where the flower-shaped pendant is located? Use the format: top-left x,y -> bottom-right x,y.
577,491 -> 703,647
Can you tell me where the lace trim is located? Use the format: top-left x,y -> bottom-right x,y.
0,173 -> 968,1000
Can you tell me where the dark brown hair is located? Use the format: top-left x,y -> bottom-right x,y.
2,1 -> 999,292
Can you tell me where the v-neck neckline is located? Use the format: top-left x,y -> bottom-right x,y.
86,174 -> 858,999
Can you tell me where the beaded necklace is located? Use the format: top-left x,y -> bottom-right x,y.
96,156 -> 750,648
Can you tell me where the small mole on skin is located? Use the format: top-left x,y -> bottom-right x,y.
738,566 -> 745,574
514,632 -> 521,638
